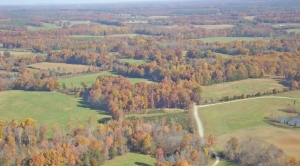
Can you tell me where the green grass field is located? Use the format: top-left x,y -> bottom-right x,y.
27,23 -> 61,31
125,21 -> 148,24
70,34 -> 141,40
70,35 -> 104,40
103,153 -> 156,166
192,37 -> 267,43
109,34 -> 141,37
193,24 -> 234,30
0,19 -> 28,27
119,59 -> 148,65
0,50 -> 47,56
198,91 -> 300,157
208,160 -> 238,166
243,16 -> 255,21
0,90 -> 110,130
286,28 -> 300,34
202,78 -> 286,101
126,109 -> 184,118
215,52 -> 231,58
59,71 -> 149,88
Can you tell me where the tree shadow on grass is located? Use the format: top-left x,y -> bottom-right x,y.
98,117 -> 111,123
278,80 -> 291,87
76,98 -> 110,116
134,162 -> 152,166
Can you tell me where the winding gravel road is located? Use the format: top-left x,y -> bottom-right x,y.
193,95 -> 300,166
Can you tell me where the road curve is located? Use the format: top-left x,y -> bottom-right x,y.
193,95 -> 300,166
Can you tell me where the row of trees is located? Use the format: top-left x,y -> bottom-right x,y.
11,71 -> 60,91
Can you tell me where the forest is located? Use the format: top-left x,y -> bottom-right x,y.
1,0 -> 300,165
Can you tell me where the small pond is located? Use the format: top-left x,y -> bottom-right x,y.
280,116 -> 300,126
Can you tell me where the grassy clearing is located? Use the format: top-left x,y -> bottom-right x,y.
198,91 -> 300,158
57,20 -> 96,26
126,109 -> 184,118
193,24 -> 234,29
59,71 -> 149,87
271,23 -> 300,28
0,19 -> 28,27
0,50 -> 47,56
70,34 -> 141,40
28,62 -> 91,73
0,70 -> 18,76
208,159 -> 238,166
218,161 -> 239,166
148,16 -> 170,19
243,16 -> 255,21
27,23 -> 61,31
125,20 -> 148,24
0,90 -> 110,132
109,33 -> 141,37
215,52 -> 231,58
103,152 -> 156,166
70,35 -> 104,40
193,37 -> 267,43
286,28 -> 300,34
202,78 -> 286,101
119,59 -> 148,65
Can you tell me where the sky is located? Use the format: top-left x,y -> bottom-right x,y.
0,0 -> 166,5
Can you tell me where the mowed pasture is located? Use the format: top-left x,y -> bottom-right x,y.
0,90 -> 110,131
27,20 -> 95,31
286,28 -> 300,34
119,59 -> 148,65
0,50 -> 47,56
125,20 -> 148,24
59,71 -> 149,87
271,23 -> 300,28
103,152 -> 156,166
216,52 -> 231,58
193,24 -> 234,29
27,23 -> 61,31
28,62 -> 91,73
70,34 -> 141,40
198,91 -> 300,158
202,78 -> 287,101
70,35 -> 104,40
243,16 -> 255,21
193,37 -> 267,43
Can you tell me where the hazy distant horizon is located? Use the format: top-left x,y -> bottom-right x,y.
0,0 -> 186,5
0,0 -> 233,6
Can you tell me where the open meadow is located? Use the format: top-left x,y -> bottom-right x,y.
28,62 -> 92,73
70,33 -> 141,40
243,16 -> 255,21
193,24 -> 234,29
27,23 -> 61,31
70,35 -> 104,40
0,90 -> 110,131
198,91 -> 300,158
216,52 -> 231,58
286,28 -> 300,34
193,37 -> 268,43
202,78 -> 286,101
103,152 -> 156,166
59,71 -> 149,87
119,59 -> 148,65
0,50 -> 47,56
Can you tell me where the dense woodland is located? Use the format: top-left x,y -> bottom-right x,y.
1,0 -> 300,165
0,117 -> 210,166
